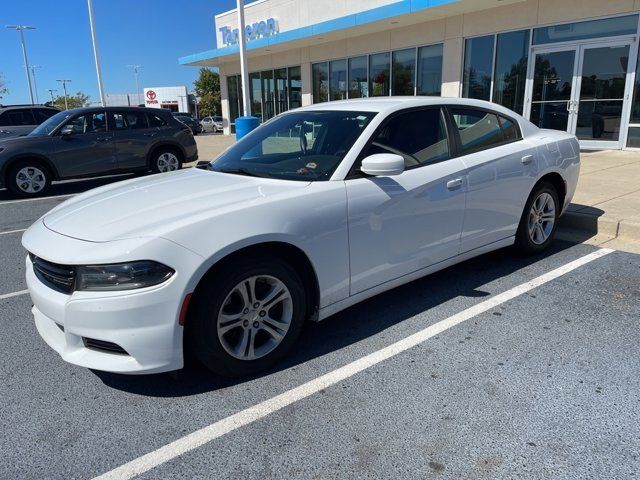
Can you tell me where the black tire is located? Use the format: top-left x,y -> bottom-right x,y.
6,160 -> 51,197
515,181 -> 560,255
187,255 -> 307,377
151,147 -> 183,173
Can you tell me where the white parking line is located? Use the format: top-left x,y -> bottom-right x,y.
94,247 -> 614,480
0,228 -> 26,236
0,193 -> 76,206
0,289 -> 29,300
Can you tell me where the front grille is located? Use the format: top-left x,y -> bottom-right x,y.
82,337 -> 129,355
29,253 -> 75,294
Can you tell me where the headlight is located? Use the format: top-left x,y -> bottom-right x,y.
76,261 -> 174,291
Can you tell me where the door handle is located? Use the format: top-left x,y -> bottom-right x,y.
446,178 -> 463,190
521,155 -> 534,165
144,132 -> 158,137
96,136 -> 112,142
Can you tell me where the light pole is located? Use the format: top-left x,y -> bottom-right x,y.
56,79 -> 71,110
5,25 -> 36,104
47,88 -> 57,104
29,65 -> 42,104
87,0 -> 106,106
236,0 -> 251,117
127,64 -> 143,105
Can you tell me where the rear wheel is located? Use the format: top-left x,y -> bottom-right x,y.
187,256 -> 306,377
7,161 -> 51,197
152,148 -> 182,173
515,182 -> 559,255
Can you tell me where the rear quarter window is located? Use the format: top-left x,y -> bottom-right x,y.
147,113 -> 167,127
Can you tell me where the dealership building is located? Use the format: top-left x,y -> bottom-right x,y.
180,0 -> 640,149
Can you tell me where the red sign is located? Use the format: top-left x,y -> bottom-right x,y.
146,90 -> 157,100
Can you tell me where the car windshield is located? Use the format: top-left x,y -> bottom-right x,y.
29,110 -> 74,136
209,110 -> 376,181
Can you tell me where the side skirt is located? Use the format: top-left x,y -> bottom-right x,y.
316,236 -> 515,321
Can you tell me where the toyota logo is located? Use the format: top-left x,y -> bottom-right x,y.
146,90 -> 157,100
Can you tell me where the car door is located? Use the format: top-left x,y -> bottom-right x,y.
108,110 -> 153,170
447,107 -> 538,253
0,108 -> 37,139
52,111 -> 117,178
345,107 -> 467,295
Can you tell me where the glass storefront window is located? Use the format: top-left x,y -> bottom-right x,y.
249,72 -> 262,119
463,35 -> 495,101
392,48 -> 416,96
370,52 -> 390,97
312,62 -> 329,103
261,70 -> 275,121
227,75 -> 241,132
275,68 -> 288,115
288,66 -> 302,110
492,30 -> 529,114
417,44 -> 443,96
348,56 -> 368,98
533,14 -> 638,45
329,59 -> 347,101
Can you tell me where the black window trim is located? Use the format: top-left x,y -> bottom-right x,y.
444,105 -> 523,157
346,105 -> 454,179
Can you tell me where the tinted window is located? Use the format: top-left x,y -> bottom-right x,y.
493,30 -> 529,115
66,112 -> 107,134
369,52 -> 390,97
499,116 -> 519,141
312,62 -> 328,103
348,56 -> 368,98
363,108 -> 449,167
112,111 -> 148,130
417,44 -> 443,96
0,109 -> 35,126
147,113 -> 167,127
462,35 -> 495,101
450,108 -> 504,153
392,48 -> 416,96
329,59 -> 347,101
33,108 -> 58,124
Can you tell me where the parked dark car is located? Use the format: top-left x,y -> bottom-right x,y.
0,104 -> 60,141
0,106 -> 198,196
171,112 -> 203,135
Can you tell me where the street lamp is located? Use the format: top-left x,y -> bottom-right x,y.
47,89 -> 57,104
56,79 -> 71,110
29,65 -> 42,104
86,0 -> 106,106
127,64 -> 143,105
5,25 -> 36,104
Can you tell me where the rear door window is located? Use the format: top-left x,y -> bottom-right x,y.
147,113 -> 167,127
449,107 -> 518,154
111,111 -> 149,130
0,109 -> 36,126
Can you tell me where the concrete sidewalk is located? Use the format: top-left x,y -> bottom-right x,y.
560,150 -> 640,253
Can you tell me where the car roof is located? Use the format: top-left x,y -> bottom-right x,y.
0,104 -> 59,110
296,96 -> 538,136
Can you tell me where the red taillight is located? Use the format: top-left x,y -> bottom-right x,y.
179,293 -> 192,326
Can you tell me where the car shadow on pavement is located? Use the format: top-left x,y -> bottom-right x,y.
94,234 -> 597,397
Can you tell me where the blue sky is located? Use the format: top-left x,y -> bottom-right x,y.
1,0 -> 250,104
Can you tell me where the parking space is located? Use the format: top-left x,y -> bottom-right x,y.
1,192 -> 638,479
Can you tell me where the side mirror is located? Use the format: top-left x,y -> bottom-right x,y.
360,153 -> 405,177
60,125 -> 75,137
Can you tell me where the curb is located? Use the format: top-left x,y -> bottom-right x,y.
560,210 -> 640,241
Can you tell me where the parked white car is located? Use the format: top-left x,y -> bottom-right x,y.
22,97 -> 579,377
200,115 -> 223,133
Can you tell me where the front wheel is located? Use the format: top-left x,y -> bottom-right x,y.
152,149 -> 182,173
7,162 -> 51,197
515,182 -> 559,255
187,256 -> 307,377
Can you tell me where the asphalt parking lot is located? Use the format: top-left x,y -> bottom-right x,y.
1,178 -> 639,479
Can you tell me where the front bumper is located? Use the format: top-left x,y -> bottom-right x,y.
22,222 -> 204,374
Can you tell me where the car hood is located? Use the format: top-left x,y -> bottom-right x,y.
42,168 -> 310,242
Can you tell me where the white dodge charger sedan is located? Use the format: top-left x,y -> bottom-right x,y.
22,97 -> 579,377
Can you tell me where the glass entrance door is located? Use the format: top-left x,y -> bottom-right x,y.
526,40 -> 634,149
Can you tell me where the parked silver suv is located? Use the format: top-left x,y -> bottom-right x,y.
0,106 -> 198,197
0,104 -> 60,140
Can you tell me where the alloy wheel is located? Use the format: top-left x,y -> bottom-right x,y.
16,166 -> 47,194
528,192 -> 556,245
156,152 -> 179,172
216,275 -> 293,361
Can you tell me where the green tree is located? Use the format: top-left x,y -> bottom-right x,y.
194,68 -> 221,116
52,91 -> 90,110
0,73 -> 8,100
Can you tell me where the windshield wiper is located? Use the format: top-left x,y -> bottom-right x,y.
215,167 -> 270,178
